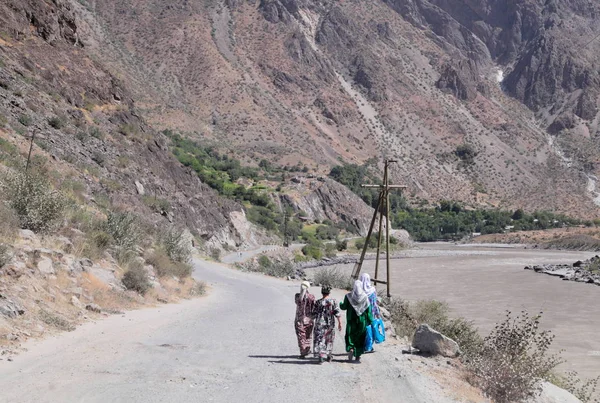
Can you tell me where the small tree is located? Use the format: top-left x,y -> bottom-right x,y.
122,262 -> 151,295
1,171 -> 66,233
104,212 -> 141,251
163,228 -> 192,263
468,311 -> 563,403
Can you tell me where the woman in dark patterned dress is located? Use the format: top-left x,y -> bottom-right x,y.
294,281 -> 315,358
312,285 -> 342,364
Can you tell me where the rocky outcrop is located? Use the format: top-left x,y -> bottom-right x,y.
436,61 -> 478,101
279,177 -> 374,236
0,296 -> 24,318
524,256 -> 600,286
412,324 -> 460,358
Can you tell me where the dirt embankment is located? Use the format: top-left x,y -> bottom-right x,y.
0,230 -> 203,359
470,227 -> 600,251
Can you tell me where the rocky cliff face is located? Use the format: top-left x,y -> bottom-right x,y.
278,177 -> 374,235
0,0 -> 252,248
2,0 -> 600,220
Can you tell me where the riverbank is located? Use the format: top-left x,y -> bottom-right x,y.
304,243 -> 600,379
469,228 -> 600,251
525,255 -> 600,286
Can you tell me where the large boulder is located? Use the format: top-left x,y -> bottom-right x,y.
412,324 -> 460,358
529,382 -> 582,403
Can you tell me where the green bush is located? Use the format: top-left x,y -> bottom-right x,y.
312,267 -> 353,290
467,311 -> 562,403
122,262 -> 151,294
336,239 -> 348,251
143,195 -> 171,213
302,244 -> 323,260
48,116 -> 65,129
386,299 -> 481,357
162,228 -> 192,263
18,114 -> 32,126
103,212 -> 141,251
258,254 -> 272,269
210,247 -> 221,262
251,257 -> 294,278
455,143 -> 477,164
1,171 -> 67,233
0,243 -> 11,268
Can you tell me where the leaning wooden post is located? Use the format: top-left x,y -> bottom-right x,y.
351,191 -> 383,279
25,129 -> 36,174
385,163 -> 392,297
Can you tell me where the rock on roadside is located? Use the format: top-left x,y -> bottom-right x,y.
412,324 -> 460,358
529,382 -> 582,403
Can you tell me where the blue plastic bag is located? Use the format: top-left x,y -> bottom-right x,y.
373,318 -> 386,344
364,324 -> 374,352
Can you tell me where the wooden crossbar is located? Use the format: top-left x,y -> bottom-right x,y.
351,159 -> 406,297
361,184 -> 407,189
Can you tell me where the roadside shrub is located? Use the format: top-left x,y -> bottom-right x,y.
39,309 -> 75,331
0,243 -> 11,268
258,255 -> 272,269
122,262 -> 151,295
162,228 -> 192,263
143,195 -> 171,213
467,311 -> 562,403
251,257 -> 294,278
324,243 -> 337,258
104,212 -> 141,251
1,171 -> 66,233
336,239 -> 348,251
210,247 -> 221,262
190,281 -> 207,296
386,298 -> 481,356
302,244 -> 323,260
312,267 -> 353,290
550,372 -> 600,403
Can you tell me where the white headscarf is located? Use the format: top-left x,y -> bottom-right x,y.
299,281 -> 310,300
360,273 -> 376,296
347,280 -> 370,316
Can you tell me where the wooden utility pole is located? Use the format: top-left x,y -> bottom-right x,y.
25,129 -> 37,174
351,159 -> 405,297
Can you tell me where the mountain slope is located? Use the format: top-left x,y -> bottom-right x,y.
2,0 -> 600,218
0,0 -> 252,248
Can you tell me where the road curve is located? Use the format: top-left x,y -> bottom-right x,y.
0,259 -> 458,403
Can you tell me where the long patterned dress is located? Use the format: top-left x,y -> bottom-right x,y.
312,297 -> 341,360
340,295 -> 374,359
294,293 -> 315,356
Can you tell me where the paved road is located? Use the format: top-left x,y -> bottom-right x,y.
0,259 -> 458,403
221,244 -> 304,265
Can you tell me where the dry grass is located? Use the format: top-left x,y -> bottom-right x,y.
80,272 -> 139,311
146,250 -> 192,279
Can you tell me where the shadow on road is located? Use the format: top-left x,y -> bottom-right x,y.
249,354 -> 359,365
267,360 -> 321,365
248,355 -> 301,359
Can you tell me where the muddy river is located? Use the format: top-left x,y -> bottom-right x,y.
327,244 -> 600,378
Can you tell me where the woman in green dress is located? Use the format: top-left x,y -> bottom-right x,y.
340,280 -> 374,362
